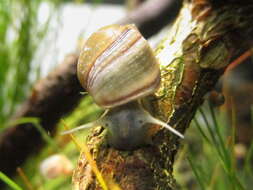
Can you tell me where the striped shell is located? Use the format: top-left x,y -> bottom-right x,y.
77,24 -> 160,108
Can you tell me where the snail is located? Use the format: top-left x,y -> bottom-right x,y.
40,154 -> 73,179
63,24 -> 184,150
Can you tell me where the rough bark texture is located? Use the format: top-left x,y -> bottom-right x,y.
73,0 -> 253,189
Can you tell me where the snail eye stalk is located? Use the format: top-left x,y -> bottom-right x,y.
143,114 -> 184,139
61,121 -> 99,135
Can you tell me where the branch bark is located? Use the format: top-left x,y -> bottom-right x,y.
73,0 -> 253,189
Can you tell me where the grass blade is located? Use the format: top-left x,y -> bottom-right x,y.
0,172 -> 23,190
16,167 -> 35,190
194,118 -> 211,145
8,117 -> 60,152
208,104 -> 232,173
187,156 -> 206,190
244,141 -> 253,176
199,108 -> 225,162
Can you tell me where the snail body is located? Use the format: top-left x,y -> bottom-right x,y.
100,101 -> 151,149
63,24 -> 183,150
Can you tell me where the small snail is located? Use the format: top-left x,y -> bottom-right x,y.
63,24 -> 183,150
40,154 -> 73,179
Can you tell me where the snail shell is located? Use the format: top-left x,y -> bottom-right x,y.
39,154 -> 73,179
77,24 -> 160,108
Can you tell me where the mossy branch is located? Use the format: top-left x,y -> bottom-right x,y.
73,1 -> 253,189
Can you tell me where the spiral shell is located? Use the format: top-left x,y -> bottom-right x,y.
40,154 -> 73,179
77,24 -> 160,108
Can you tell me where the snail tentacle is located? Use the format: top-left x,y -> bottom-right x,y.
61,110 -> 109,135
61,121 -> 99,135
143,114 -> 184,139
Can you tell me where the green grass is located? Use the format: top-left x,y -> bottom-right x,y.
0,172 -> 23,190
0,0 -> 56,127
176,101 -> 253,190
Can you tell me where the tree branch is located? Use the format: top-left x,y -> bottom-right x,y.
73,0 -> 253,189
118,0 -> 182,38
